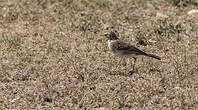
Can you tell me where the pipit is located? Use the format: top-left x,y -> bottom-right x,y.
105,31 -> 161,70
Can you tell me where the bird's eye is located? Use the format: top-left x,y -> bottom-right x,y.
104,34 -> 108,36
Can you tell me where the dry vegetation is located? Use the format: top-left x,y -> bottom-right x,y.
0,0 -> 198,109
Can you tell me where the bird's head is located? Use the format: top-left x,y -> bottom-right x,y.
105,31 -> 119,40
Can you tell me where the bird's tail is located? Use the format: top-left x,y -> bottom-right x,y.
146,54 -> 161,60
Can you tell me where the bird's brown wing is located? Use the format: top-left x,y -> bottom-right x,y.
111,40 -> 148,56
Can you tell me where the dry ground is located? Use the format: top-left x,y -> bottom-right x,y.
0,0 -> 198,109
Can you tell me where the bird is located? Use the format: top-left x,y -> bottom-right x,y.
105,31 -> 161,71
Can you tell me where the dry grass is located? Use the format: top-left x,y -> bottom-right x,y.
0,0 -> 198,109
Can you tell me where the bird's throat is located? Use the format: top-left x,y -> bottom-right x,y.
108,40 -> 112,51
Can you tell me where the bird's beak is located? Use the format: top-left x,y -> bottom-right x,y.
104,33 -> 109,39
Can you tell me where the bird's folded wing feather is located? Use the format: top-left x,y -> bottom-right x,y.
111,41 -> 148,55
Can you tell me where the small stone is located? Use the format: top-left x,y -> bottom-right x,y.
188,9 -> 198,15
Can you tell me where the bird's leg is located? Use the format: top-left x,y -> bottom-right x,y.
121,58 -> 127,70
116,58 -> 127,70
116,58 -> 122,69
123,58 -> 127,66
132,57 -> 137,70
117,58 -> 122,65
